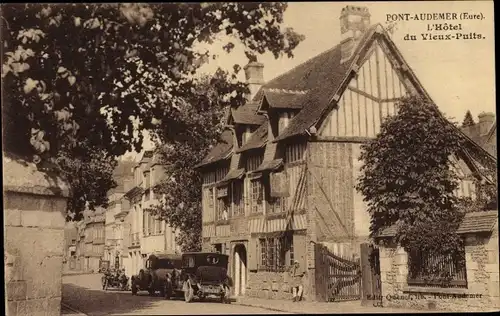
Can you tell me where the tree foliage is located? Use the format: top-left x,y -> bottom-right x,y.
461,110 -> 475,127
356,96 -> 468,261
146,73 -> 237,252
1,3 -> 304,220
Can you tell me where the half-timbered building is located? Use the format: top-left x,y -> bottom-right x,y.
196,5 -> 497,302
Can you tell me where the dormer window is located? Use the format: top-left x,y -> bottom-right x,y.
278,112 -> 296,135
240,126 -> 257,146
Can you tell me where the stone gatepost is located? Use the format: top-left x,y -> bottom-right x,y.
4,155 -> 70,316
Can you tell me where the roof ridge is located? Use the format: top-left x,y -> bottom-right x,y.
265,88 -> 309,95
264,43 -> 342,87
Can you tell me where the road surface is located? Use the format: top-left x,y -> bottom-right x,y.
62,274 -> 287,315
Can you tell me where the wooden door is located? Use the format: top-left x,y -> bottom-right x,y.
360,243 -> 382,307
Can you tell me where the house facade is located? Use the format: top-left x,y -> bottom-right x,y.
103,161 -> 135,271
63,222 -> 78,272
74,208 -> 106,273
197,5 -> 497,302
123,150 -> 182,276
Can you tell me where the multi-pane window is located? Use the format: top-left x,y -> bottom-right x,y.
285,143 -> 306,163
269,197 -> 287,213
157,219 -> 163,234
216,186 -> 230,221
216,197 -> 230,220
208,188 -> 214,209
148,212 -> 154,236
259,239 -> 267,266
258,234 -> 294,272
250,179 -> 263,213
143,212 -> 147,235
232,181 -> 244,216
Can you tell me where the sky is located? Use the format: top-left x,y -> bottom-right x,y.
123,1 -> 495,160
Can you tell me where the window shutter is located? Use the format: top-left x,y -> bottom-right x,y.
247,238 -> 258,271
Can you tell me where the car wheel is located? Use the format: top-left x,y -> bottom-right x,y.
164,284 -> 172,300
183,281 -> 194,303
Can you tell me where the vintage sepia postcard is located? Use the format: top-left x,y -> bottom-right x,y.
2,1 -> 498,315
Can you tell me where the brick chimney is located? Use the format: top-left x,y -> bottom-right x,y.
340,6 -> 371,64
478,112 -> 495,135
244,61 -> 264,101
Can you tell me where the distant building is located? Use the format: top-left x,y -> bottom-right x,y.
75,208 -> 106,273
461,111 -> 496,157
123,150 -> 182,276
103,160 -> 135,272
63,222 -> 78,272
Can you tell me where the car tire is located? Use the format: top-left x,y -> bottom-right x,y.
184,281 -> 194,303
164,284 -> 172,300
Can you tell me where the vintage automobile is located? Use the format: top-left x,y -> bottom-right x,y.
131,253 -> 182,296
164,252 -> 232,303
102,269 -> 129,291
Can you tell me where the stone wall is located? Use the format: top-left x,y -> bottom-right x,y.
379,227 -> 500,312
4,156 -> 70,316
246,271 -> 305,300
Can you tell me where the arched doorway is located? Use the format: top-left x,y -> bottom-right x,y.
233,244 -> 247,296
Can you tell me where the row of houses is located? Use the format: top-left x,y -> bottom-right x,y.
196,5 -> 498,311
64,150 -> 182,276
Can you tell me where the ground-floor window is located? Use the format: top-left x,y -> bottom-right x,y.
232,181 -> 244,216
258,233 -> 294,272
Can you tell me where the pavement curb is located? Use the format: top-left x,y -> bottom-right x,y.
61,302 -> 88,316
63,272 -> 99,277
233,301 -> 301,314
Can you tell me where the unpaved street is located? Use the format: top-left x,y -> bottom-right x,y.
62,274 -> 287,315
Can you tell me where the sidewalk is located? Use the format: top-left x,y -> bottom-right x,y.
233,297 -> 431,314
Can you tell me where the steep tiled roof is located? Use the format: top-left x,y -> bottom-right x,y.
253,159 -> 283,173
456,210 -> 498,234
220,168 -> 245,183
269,26 -> 379,141
195,129 -> 233,168
261,89 -> 309,110
231,103 -> 266,125
377,210 -> 498,237
236,122 -> 268,153
460,119 -> 497,157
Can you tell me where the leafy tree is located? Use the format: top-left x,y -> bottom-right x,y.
146,73 -> 237,252
356,96 -> 467,264
1,3 -> 304,220
461,110 -> 475,127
